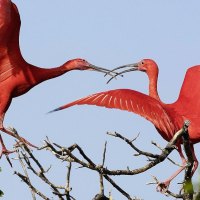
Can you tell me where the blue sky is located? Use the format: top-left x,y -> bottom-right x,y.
1,0 -> 200,199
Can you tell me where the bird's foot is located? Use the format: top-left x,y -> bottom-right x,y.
0,146 -> 15,167
156,180 -> 170,193
0,147 -> 15,157
6,127 -> 38,149
0,134 -> 15,157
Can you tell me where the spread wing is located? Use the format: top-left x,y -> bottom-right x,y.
50,89 -> 176,136
0,2 -> 20,47
175,65 -> 200,117
0,2 -> 24,81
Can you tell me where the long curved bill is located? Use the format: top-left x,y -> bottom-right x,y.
89,64 -> 122,78
106,63 -> 139,84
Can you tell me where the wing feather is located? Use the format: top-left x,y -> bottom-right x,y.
176,65 -> 200,117
50,89 -> 176,137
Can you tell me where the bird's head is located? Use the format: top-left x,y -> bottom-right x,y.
64,58 -> 118,76
69,58 -> 94,70
107,59 -> 158,83
137,59 -> 158,73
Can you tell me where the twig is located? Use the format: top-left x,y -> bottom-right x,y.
102,142 -> 107,167
65,162 -> 73,200
16,150 -> 36,200
14,171 -> 49,200
100,142 -> 107,196
15,143 -> 65,200
104,175 -> 133,200
107,132 -> 159,158
151,141 -> 182,167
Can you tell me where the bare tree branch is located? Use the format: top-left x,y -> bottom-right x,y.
11,121 -> 198,200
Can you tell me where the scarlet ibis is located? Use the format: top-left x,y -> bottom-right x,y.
0,0 -> 113,156
49,59 -> 199,192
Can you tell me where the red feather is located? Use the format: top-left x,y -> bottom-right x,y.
53,89 -> 177,140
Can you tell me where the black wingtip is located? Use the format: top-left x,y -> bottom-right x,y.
47,107 -> 61,114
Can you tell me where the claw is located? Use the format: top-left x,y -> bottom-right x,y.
0,148 -> 15,157
156,180 -> 170,193
0,135 -> 16,167
1,149 -> 15,167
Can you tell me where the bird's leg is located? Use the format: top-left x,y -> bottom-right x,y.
0,111 -> 37,148
156,145 -> 186,193
157,145 -> 198,194
191,145 -> 198,176
0,134 -> 15,158
0,134 -> 15,167
0,116 -> 15,156
0,106 -> 15,156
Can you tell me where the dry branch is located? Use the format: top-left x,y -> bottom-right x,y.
10,121 -> 197,200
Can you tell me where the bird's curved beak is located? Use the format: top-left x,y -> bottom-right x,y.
106,63 -> 139,84
88,64 -> 121,78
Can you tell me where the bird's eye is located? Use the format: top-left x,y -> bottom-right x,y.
141,62 -> 144,65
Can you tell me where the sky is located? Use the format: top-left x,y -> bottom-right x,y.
1,0 -> 200,199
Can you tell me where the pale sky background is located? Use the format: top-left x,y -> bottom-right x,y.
1,0 -> 200,199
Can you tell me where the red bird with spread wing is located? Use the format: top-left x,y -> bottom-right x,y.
49,59 -> 200,192
0,0 -> 113,157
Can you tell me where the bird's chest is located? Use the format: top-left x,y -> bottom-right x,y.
12,73 -> 35,97
0,69 -> 34,97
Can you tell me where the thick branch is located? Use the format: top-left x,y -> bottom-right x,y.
182,121 -> 194,200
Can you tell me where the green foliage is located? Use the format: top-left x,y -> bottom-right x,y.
183,180 -> 194,194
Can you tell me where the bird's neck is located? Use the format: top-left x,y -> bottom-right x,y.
148,71 -> 161,101
28,61 -> 75,86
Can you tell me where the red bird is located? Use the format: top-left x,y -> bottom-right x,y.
49,59 -> 199,192
0,0 -> 113,156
